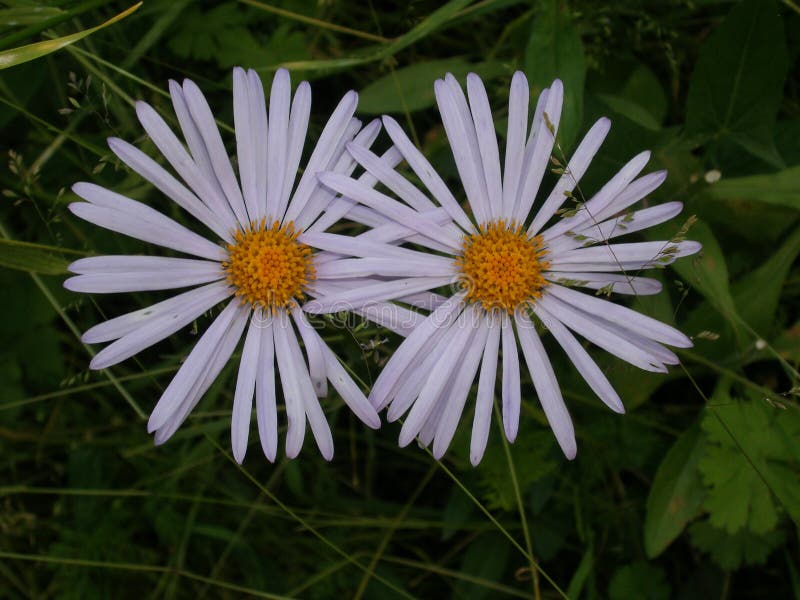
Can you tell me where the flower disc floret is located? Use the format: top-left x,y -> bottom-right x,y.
224,219 -> 315,310
457,220 -> 549,312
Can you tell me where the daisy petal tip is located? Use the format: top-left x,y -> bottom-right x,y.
564,445 -> 578,461
232,446 -> 246,465
469,453 -> 483,467
364,412 -> 381,430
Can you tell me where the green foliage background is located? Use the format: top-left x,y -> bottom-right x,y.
0,0 -> 799,598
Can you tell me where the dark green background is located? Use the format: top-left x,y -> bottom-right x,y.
0,0 -> 798,598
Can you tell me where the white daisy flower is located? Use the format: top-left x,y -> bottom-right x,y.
64,67 -> 390,463
309,71 -> 701,465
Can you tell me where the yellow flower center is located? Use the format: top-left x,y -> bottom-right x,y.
223,219 -> 315,311
456,220 -> 549,313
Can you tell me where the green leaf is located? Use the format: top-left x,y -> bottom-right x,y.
684,0 -> 788,166
689,520 -> 785,571
596,93 -> 660,131
358,58 -> 504,115
706,166 -> 800,211
0,6 -> 63,26
0,238 -> 76,275
0,3 -> 141,69
699,396 -> 800,534
566,542 -> 594,600
524,0 -> 585,149
608,562 -> 670,600
644,421 -> 708,558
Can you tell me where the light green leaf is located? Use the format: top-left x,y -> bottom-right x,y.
644,421 -> 707,558
689,521 -> 785,571
523,0 -> 585,148
0,238 -> 80,275
0,6 -> 63,26
706,166 -> 800,211
566,543 -> 594,600
0,2 -> 141,70
684,0 -> 788,166
596,93 -> 660,131
359,58 -> 504,115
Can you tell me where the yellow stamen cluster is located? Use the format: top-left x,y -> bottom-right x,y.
456,220 -> 549,313
223,219 -> 315,311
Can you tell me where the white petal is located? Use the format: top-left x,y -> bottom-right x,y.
545,272 -> 663,295
315,257 -> 456,279
304,276 -> 455,314
318,172 -> 462,249
593,170 -> 668,224
65,255 -> 224,293
182,78 -> 249,225
538,293 -> 667,372
546,283 -> 692,347
369,294 -> 466,410
433,314 -> 490,459
542,149 -> 651,242
272,310 -> 307,459
514,79 -> 563,223
398,305 -> 476,447
466,73 -> 502,221
435,78 -> 489,224
255,317 -> 278,461
247,69 -> 269,220
533,304 -> 624,413
89,283 -> 231,369
279,80 -> 311,218
107,137 -> 231,242
381,116 -> 473,232
231,318 -> 262,463
267,68 -> 291,222
501,312 -> 521,442
233,67 -> 259,221
514,309 -> 577,459
471,313 -> 500,465
82,281 -> 230,343
284,313 -> 334,460
549,240 -> 701,270
147,300 -> 244,432
291,304 -> 327,397
528,117 -> 611,235
501,72 -> 529,219
70,183 -> 226,260
283,90 -> 358,224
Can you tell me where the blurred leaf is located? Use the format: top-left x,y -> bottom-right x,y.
622,64 -> 667,125
0,6 -> 63,26
0,238 -> 74,275
699,397 -> 800,534
733,226 -> 800,335
0,2 -> 141,69
645,422 -> 707,558
454,532 -> 510,600
706,166 -> 800,211
596,93 -> 660,130
689,520 -> 785,571
684,0 -> 788,166
608,562 -> 670,600
524,0 -> 585,148
358,58 -> 504,114
566,542 -> 593,600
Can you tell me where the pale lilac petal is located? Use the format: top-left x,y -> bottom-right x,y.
272,310 -> 307,459
533,304 -> 624,413
231,318 -> 262,463
501,312 -> 521,442
315,257 -> 456,279
501,72 -> 529,219
246,69 -> 269,220
304,276 -> 454,314
592,170 -> 668,224
65,256 -> 224,293
147,300 -> 245,432
549,240 -> 702,270
70,183 -> 226,260
255,318 -> 278,461
542,150 -> 651,242
433,314 -> 490,459
471,313 -> 501,465
279,80 -> 311,217
369,293 -> 466,410
515,309 -> 577,459
545,272 -> 663,295
466,73 -> 502,221
233,67 -> 259,221
381,116 -> 473,232
514,79 -> 563,223
291,304 -> 327,397
88,283 -> 231,369
267,68 -> 291,222
182,78 -> 249,225
528,117 -> 611,235
107,137 -> 231,242
283,90 -> 358,224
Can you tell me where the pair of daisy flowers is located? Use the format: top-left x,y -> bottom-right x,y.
65,67 -> 700,466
